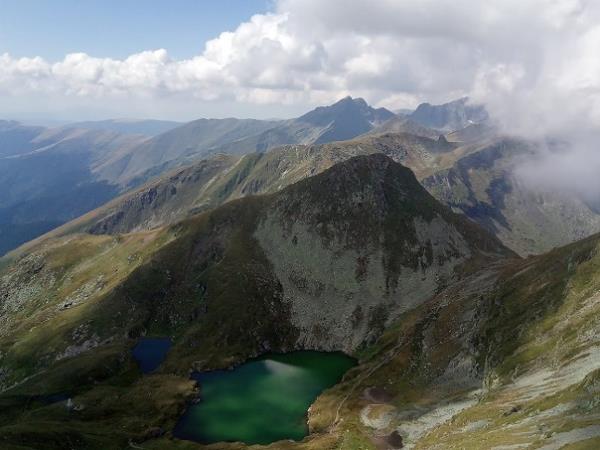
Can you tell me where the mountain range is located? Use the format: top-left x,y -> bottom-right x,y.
0,154 -> 513,447
64,119 -> 182,137
0,97 -> 394,255
45,125 -> 600,257
6,95 -> 599,259
1,95 -> 600,449
1,153 -> 599,449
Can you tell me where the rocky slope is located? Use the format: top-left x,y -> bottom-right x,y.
422,137 -> 600,255
46,133 -> 455,238
304,230 -> 600,450
51,129 -> 600,257
0,155 -> 512,449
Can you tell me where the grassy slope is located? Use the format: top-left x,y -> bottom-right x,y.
307,233 -> 600,449
41,132 -> 454,243
0,195 -> 296,449
1,155 -> 598,449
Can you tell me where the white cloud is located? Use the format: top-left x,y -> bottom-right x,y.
2,0 -> 600,130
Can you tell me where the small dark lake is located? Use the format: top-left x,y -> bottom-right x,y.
174,351 -> 356,445
131,337 -> 172,374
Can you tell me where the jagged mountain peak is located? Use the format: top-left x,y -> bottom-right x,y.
410,96 -> 488,132
290,97 -> 395,145
270,153 -> 512,261
284,152 -> 415,196
298,96 -> 393,125
331,95 -> 369,109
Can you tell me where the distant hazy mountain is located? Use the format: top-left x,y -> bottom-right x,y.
98,118 -> 279,186
0,124 -> 146,254
215,96 -> 394,155
369,115 -> 441,139
409,97 -> 488,132
100,97 -> 395,186
0,120 -> 45,157
294,96 -> 394,143
64,119 -> 182,137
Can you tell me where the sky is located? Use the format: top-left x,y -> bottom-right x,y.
0,1 -> 270,61
1,0 -> 600,130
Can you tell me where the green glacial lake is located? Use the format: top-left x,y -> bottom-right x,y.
174,351 -> 356,445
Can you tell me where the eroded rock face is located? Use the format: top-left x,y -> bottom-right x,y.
254,154 -> 510,351
0,252 -> 55,336
256,216 -> 470,352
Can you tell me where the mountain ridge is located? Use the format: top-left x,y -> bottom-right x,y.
1,153 -> 599,449
0,97 -> 395,255
39,127 -> 600,257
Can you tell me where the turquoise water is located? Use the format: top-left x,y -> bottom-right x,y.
174,351 -> 356,445
131,337 -> 172,373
